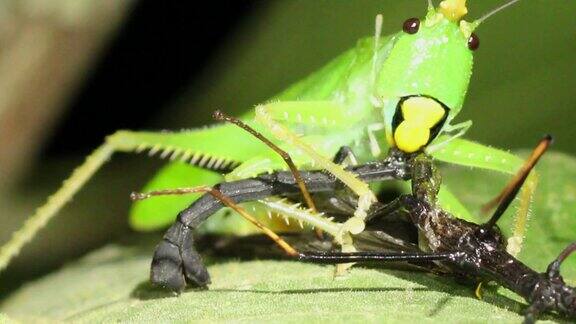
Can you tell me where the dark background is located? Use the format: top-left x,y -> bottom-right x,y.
44,1 -> 263,156
1,0 -> 575,294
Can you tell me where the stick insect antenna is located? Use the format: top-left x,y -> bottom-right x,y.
484,135 -> 552,229
213,110 -> 317,215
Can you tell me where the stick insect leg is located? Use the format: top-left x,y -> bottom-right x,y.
146,184 -> 464,291
140,185 -> 465,290
546,241 -> 576,279
523,241 -> 576,323
143,186 -> 302,291
298,250 -> 461,264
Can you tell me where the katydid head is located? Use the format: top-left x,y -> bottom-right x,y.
377,0 -> 522,154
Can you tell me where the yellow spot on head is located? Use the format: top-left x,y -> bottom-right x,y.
439,0 -> 468,22
393,96 -> 446,153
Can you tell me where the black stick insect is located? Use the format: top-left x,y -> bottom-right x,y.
132,111 -> 576,323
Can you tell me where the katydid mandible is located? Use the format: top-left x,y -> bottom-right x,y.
0,0 -> 531,272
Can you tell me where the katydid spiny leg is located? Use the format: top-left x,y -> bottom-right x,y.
255,103 -> 377,236
214,110 -> 361,241
0,128 -> 253,272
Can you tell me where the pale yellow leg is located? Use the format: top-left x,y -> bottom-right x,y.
255,104 -> 377,237
506,171 -> 537,257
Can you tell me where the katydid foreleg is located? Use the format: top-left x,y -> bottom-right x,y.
254,102 -> 378,235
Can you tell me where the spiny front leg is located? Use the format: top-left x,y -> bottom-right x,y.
219,107 -> 375,264
254,102 -> 377,236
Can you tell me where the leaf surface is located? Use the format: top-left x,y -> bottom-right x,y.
2,152 -> 575,323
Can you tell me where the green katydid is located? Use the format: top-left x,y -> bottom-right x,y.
0,0 -> 533,272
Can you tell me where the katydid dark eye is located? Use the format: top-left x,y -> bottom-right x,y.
402,18 -> 420,34
468,33 -> 480,50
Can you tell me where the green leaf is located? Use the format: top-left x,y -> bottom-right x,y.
1,152 -> 575,323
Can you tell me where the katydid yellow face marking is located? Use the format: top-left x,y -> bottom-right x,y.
392,96 -> 448,153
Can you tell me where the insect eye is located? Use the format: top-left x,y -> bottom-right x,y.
402,18 -> 420,34
468,33 -> 480,51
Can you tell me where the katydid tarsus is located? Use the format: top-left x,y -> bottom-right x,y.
0,0 -> 533,272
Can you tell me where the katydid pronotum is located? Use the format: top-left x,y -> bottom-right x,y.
0,0 -> 533,272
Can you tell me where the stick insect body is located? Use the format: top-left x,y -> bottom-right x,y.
142,133 -> 575,323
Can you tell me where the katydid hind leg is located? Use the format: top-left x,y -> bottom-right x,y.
221,105 -> 378,268
0,125 -> 266,273
128,121 -> 297,230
